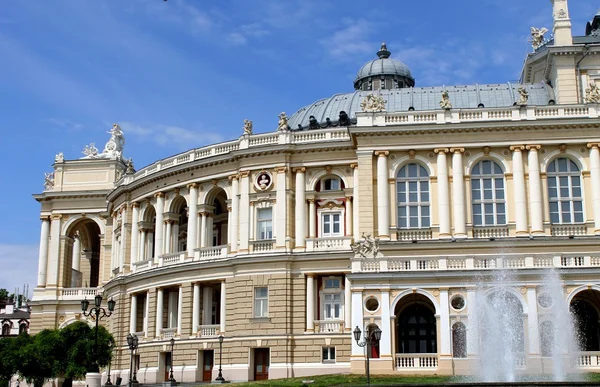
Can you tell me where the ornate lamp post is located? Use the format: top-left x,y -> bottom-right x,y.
215,335 -> 226,382
126,333 -> 139,386
105,342 -> 113,385
168,337 -> 176,384
81,294 -> 116,374
353,326 -> 382,387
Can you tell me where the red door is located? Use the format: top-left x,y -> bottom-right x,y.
254,348 -> 269,381
203,350 -> 214,382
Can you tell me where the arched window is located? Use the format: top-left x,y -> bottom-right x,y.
571,299 -> 600,351
547,158 -> 584,224
397,303 -> 437,353
1,323 -> 10,336
19,323 -> 27,335
367,324 -> 381,359
396,164 -> 430,229
452,322 -> 467,358
321,177 -> 341,191
471,160 -> 506,226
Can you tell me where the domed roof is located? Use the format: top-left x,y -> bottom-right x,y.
354,43 -> 414,89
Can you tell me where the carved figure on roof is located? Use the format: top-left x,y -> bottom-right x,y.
125,158 -> 135,174
243,119 -> 253,135
360,94 -> 386,112
277,112 -> 289,131
102,123 -> 125,158
529,27 -> 548,50
517,86 -> 529,106
350,233 -> 380,258
338,111 -> 351,126
308,115 -> 320,129
439,90 -> 452,109
82,143 -> 99,158
55,152 -> 64,163
585,82 -> 600,103
44,172 -> 54,191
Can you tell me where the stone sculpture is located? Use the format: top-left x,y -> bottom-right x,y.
360,94 -> 386,112
530,27 -> 548,50
277,112 -> 289,131
439,90 -> 452,109
82,143 -> 99,158
350,233 -> 380,258
44,172 -> 54,191
55,152 -> 64,163
517,86 -> 529,106
586,82 -> 600,103
243,119 -> 253,135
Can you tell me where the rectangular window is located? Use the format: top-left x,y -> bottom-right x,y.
257,208 -> 273,240
254,287 -> 268,318
322,347 -> 336,362
324,293 -> 342,319
321,213 -> 342,237
324,278 -> 340,289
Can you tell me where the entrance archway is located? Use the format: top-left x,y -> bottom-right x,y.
65,219 -> 101,288
395,294 -> 437,354
570,289 -> 600,351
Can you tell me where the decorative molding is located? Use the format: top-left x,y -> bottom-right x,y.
482,146 -> 491,156
449,148 -> 465,153
526,144 -> 541,151
408,149 -> 416,159
239,170 -> 251,178
293,167 -> 306,173
154,192 -> 164,198
558,144 -> 567,154
509,145 -> 525,152
434,148 -> 449,154
587,143 -> 600,149
187,182 -> 199,189
227,175 -> 238,182
274,166 -> 288,174
374,151 -> 390,157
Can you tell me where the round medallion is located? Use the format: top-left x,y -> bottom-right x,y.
254,171 -> 273,191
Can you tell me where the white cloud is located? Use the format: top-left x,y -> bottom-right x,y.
45,118 -> 84,131
120,122 -> 224,150
227,32 -> 247,46
0,245 -> 39,299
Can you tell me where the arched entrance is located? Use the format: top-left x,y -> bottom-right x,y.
66,219 -> 101,288
395,294 -> 437,354
141,205 -> 157,260
366,323 -> 380,358
570,289 -> 600,351
168,196 -> 189,254
204,188 -> 228,247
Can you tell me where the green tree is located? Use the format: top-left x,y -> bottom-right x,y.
17,330 -> 63,387
0,288 -> 9,305
60,321 -> 114,379
0,336 -> 17,386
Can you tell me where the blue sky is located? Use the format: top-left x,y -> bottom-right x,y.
0,0 -> 596,295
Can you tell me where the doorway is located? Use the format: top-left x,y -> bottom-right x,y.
253,348 -> 269,381
202,350 -> 214,382
164,352 -> 172,382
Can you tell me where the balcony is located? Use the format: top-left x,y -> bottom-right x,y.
158,251 -> 187,266
577,352 -> 600,368
194,245 -> 228,260
472,226 -> 509,239
551,224 -> 587,237
60,287 -> 102,300
395,354 -> 438,370
197,324 -> 220,338
306,237 -> 352,251
250,239 -> 276,253
314,320 -> 344,333
396,228 -> 432,241
160,327 -> 177,339
132,258 -> 153,272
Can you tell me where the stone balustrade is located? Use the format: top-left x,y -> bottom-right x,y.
314,320 -> 344,333
198,324 -> 220,338
60,287 -> 102,300
395,354 -> 438,370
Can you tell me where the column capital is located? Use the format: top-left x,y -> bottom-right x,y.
345,195 -> 353,201
588,143 -> 600,149
350,163 -> 358,169
307,198 -> 316,204
51,214 -> 63,221
274,166 -> 288,173
40,215 -> 51,222
374,150 -> 389,157
187,182 -> 199,189
239,170 -> 250,178
510,145 -> 526,151
154,192 -> 165,199
449,148 -> 465,154
119,204 -> 127,213
227,174 -> 239,182
526,144 -> 542,151
306,273 -> 314,278
434,148 -> 449,154
293,167 -> 306,173
131,202 -> 140,208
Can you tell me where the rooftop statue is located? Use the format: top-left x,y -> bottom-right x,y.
82,143 -> 99,158
243,119 -> 253,135
360,94 -> 386,112
44,172 -> 54,191
439,90 -> 452,110
350,233 -> 380,258
586,82 -> 600,103
81,123 -> 126,160
125,158 -> 135,174
529,27 -> 549,50
55,152 -> 64,163
277,112 -> 289,131
517,86 -> 529,106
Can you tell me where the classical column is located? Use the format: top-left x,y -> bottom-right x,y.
344,276 -> 351,331
154,193 -> 165,257
119,205 -> 128,271
526,287 -> 540,355
275,167 -> 287,248
294,168 -> 306,248
439,289 -> 450,356
139,228 -> 147,261
308,199 -> 316,238
192,283 -> 200,334
199,212 -> 207,248
177,286 -> 183,335
72,231 -> 81,272
156,288 -> 164,338
376,151 -> 390,239
165,220 -> 173,254
37,217 -> 50,287
527,145 -> 545,235
206,214 -> 214,247
345,196 -> 353,237
229,176 -> 239,252
451,148 -> 467,238
130,294 -> 137,333
203,286 -> 212,325
130,203 -> 140,264
435,149 -> 451,238
588,143 -> 600,234
351,290 -> 364,357
187,183 -> 199,257
511,146 -> 528,236
351,164 -> 359,239
46,215 -> 62,286
380,290 -> 392,357
306,275 -> 315,332
249,202 -> 255,241
144,291 -> 150,337
220,281 -> 226,333
239,171 -> 250,251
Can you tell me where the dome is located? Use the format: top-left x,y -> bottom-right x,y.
353,43 -> 415,90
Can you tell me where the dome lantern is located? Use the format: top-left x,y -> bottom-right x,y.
354,43 -> 415,91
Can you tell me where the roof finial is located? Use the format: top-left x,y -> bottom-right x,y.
377,42 -> 391,59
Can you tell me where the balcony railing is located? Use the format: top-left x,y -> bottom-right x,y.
251,239 -> 276,253
60,288 -> 102,300
160,327 -> 177,339
306,237 -> 352,251
314,320 -> 344,333
472,226 -> 509,239
132,258 -> 153,272
577,352 -> 600,367
395,354 -> 438,370
551,224 -> 587,236
197,324 -> 220,338
194,245 -> 228,260
159,251 -> 186,266
396,229 -> 432,241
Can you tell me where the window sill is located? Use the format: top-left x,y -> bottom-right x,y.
322,360 -> 336,364
250,317 -> 271,324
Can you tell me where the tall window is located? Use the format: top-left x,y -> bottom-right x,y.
254,287 -> 268,318
257,208 -> 273,240
396,164 -> 430,228
322,347 -> 336,363
322,177 -> 341,191
321,213 -> 342,237
322,277 -> 342,320
471,160 -> 506,226
1,324 -> 9,336
547,157 -> 584,224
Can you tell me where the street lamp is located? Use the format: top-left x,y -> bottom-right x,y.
126,333 -> 139,386
168,337 -> 176,384
215,335 -> 225,382
81,294 -> 116,373
105,342 -> 113,385
353,326 -> 382,387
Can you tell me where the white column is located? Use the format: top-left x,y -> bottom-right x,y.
376,151 -> 390,238
144,291 -> 150,337
351,290 -> 364,356
119,205 -> 128,271
37,217 -> 50,287
230,176 -> 239,252
186,184 -> 199,256
156,288 -> 164,337
249,202 -> 255,241
46,215 -> 62,286
275,167 -> 287,248
177,286 -> 183,335
439,289 -> 451,355
199,213 -> 207,248
345,197 -> 353,236
139,229 -> 147,261
511,146 -> 529,236
111,214 -> 117,270
192,283 -> 200,334
165,221 -> 172,254
220,281 -> 226,333
206,215 -> 214,247
435,149 -> 451,238
344,276 -> 351,331
352,164 -> 359,239
308,199 -> 316,238
526,287 -> 540,354
527,145 -> 545,235
130,203 -> 140,264
588,143 -> 600,234
295,168 -> 306,248
380,289 -> 392,357
154,193 -> 165,257
451,148 -> 467,238
306,275 -> 315,332
72,231 -> 81,272
130,294 -> 137,333
239,171 -> 250,251
203,286 -> 213,325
